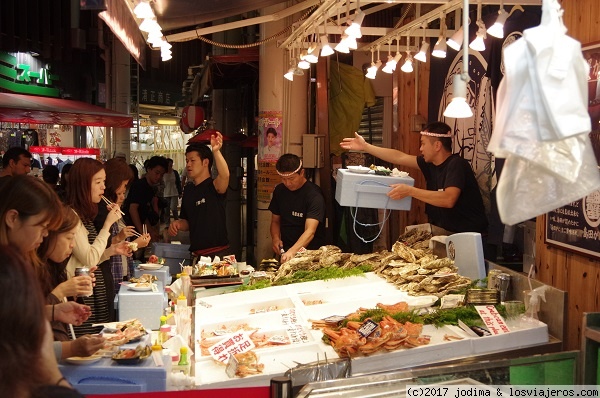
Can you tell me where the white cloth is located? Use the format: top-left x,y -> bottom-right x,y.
489,0 -> 600,225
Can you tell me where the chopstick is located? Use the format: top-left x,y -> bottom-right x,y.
131,230 -> 143,238
101,195 -> 125,215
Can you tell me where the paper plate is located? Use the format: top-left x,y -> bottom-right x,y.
346,166 -> 371,174
65,355 -> 103,365
128,284 -> 153,292
138,263 -> 163,270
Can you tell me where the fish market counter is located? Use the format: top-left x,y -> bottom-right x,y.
192,272 -> 560,390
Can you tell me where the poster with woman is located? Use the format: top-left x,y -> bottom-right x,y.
258,111 -> 282,162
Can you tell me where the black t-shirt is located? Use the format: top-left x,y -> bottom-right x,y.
180,178 -> 228,252
417,154 -> 488,234
268,181 -> 326,250
123,177 -> 156,227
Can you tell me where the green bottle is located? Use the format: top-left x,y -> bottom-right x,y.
178,346 -> 189,366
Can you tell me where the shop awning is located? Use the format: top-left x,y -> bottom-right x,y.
0,93 -> 133,128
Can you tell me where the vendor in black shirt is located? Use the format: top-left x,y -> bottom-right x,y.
340,122 -> 488,234
123,156 -> 168,241
168,133 -> 230,259
268,154 -> 326,263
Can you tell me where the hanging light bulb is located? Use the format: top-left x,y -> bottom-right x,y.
382,41 -> 396,73
320,35 -> 334,56
139,18 -> 161,33
284,66 -> 295,81
432,36 -> 447,58
469,2 -> 486,51
345,35 -> 358,50
447,26 -> 464,51
469,20 -> 487,51
414,23 -> 429,63
487,7 -> 509,38
335,34 -> 350,53
432,14 -> 447,58
444,74 -> 473,118
444,0 -> 472,119
345,10 -> 366,38
414,41 -> 429,63
365,48 -> 377,79
298,51 -> 310,69
134,1 -> 155,19
400,52 -> 413,73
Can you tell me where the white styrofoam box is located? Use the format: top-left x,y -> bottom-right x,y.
198,297 -> 296,321
196,325 -> 315,360
196,311 -> 298,339
194,343 -> 330,389
300,292 -> 439,321
60,357 -> 167,394
133,266 -> 172,287
468,319 -> 549,354
117,284 -> 167,330
195,284 -> 288,309
296,281 -> 400,306
335,169 -> 414,210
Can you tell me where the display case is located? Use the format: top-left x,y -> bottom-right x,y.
192,272 -> 556,390
296,351 -> 579,397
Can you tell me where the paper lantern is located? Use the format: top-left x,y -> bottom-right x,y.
181,106 -> 204,129
180,118 -> 192,134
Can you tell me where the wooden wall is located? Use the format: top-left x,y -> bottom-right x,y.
391,0 -> 600,351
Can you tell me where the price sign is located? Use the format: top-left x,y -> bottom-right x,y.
474,305 -> 510,334
208,331 -> 256,363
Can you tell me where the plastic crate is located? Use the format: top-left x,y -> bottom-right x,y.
152,242 -> 191,275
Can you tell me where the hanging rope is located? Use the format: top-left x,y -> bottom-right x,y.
195,4 -> 319,49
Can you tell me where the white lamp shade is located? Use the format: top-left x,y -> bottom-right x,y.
432,36 -> 447,58
334,38 -> 350,53
298,59 -> 310,69
447,27 -> 463,51
161,53 -> 172,61
414,41 -> 430,62
344,11 -> 365,38
443,75 -> 473,118
365,63 -> 378,79
382,55 -> 397,73
139,18 -> 161,33
284,68 -> 294,81
487,8 -> 509,38
345,35 -> 358,50
305,52 -> 319,63
134,1 -> 154,19
320,36 -> 334,56
470,23 -> 487,51
469,35 -> 485,51
400,55 -> 413,73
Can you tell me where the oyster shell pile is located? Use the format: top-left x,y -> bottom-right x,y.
269,229 -> 471,297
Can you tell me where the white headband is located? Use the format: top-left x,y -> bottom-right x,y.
420,130 -> 452,138
276,160 -> 303,177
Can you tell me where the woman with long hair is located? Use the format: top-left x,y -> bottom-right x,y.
0,245 -> 83,398
95,158 -> 150,290
0,175 -> 91,327
37,204 -> 106,359
65,158 -> 131,336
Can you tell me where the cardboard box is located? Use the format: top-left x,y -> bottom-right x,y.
335,169 -> 414,210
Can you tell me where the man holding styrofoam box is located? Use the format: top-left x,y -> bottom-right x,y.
339,121 -> 488,235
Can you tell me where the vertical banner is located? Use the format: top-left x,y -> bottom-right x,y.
257,111 -> 283,203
